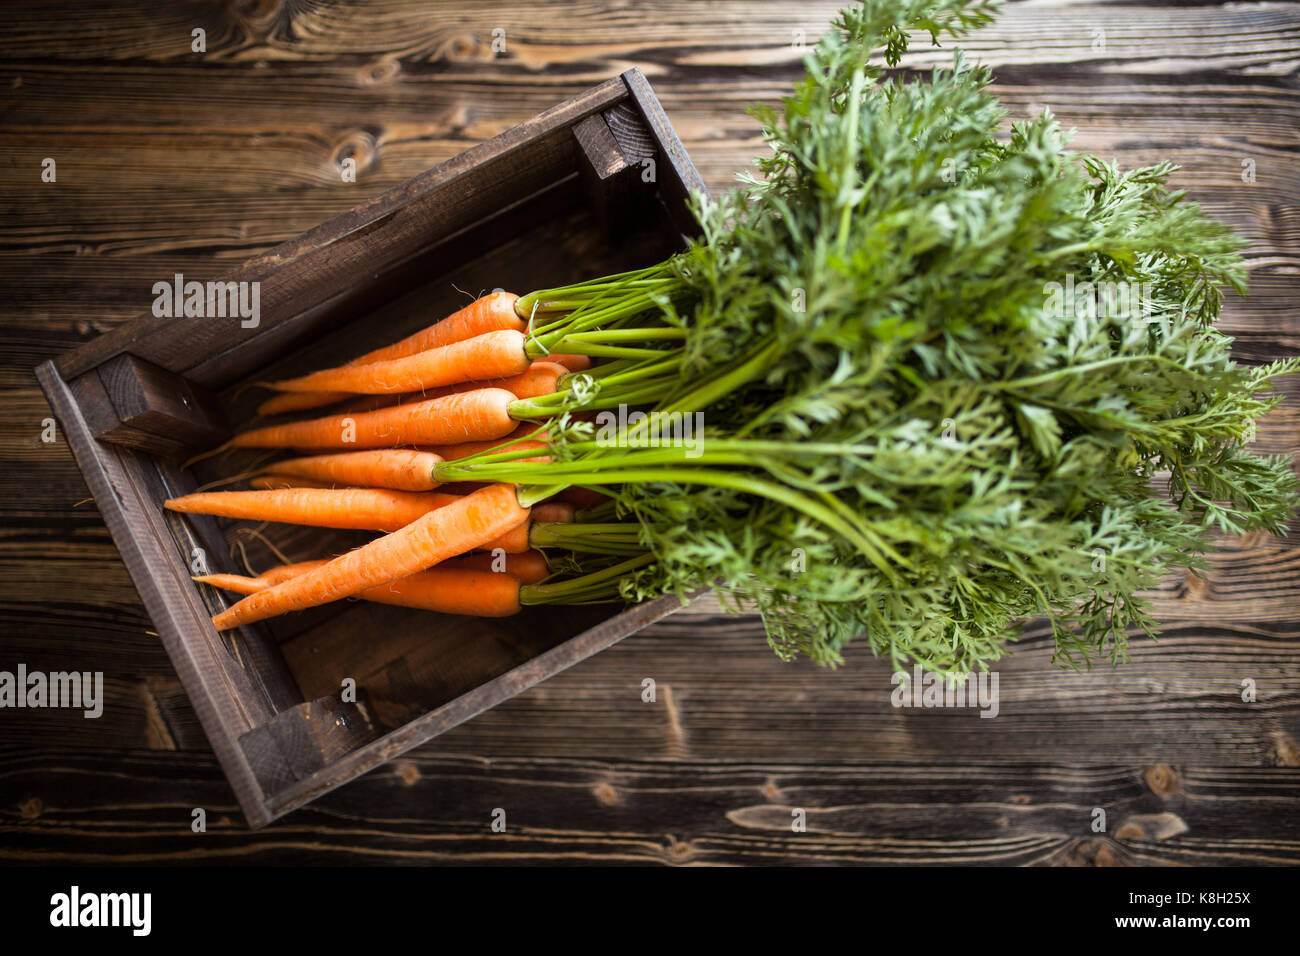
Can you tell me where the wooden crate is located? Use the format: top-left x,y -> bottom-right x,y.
34,70 -> 707,827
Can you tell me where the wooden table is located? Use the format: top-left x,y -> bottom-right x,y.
2,0 -> 1297,864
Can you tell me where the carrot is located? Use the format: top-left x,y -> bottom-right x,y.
442,549 -> 550,584
166,488 -> 461,532
248,475 -> 347,490
270,329 -> 530,395
543,353 -> 592,373
255,390 -> 354,418
557,486 -> 610,510
197,563 -> 521,617
467,501 -> 573,554
211,483 -> 529,629
193,561 -> 329,594
436,481 -> 487,496
256,449 -> 441,492
350,292 -> 522,364
206,549 -> 551,590
255,292 -> 523,416
419,361 -> 565,402
486,521 -> 530,553
427,422 -> 549,462
168,486 -> 536,554
532,502 -> 574,524
434,438 -> 550,465
230,388 -> 517,450
330,361 -> 567,416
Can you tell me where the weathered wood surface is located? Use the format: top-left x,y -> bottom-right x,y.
2,0 -> 1298,862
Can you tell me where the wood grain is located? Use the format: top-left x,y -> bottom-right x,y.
0,750 -> 1296,865
2,0 -> 1298,860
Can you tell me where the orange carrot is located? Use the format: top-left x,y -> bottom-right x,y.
248,475 -> 347,490
193,564 -> 327,594
255,390 -> 354,418
331,361 -> 566,416
197,563 -> 520,617
208,549 -> 551,589
349,292 -> 521,364
166,488 -> 461,532
532,502 -> 574,524
442,549 -> 550,584
543,353 -> 592,373
427,422 -> 550,462
255,292 -> 523,416
436,481 -> 487,496
168,486 -> 532,553
416,361 -> 565,402
557,486 -> 610,510
270,329 -> 530,395
231,388 -> 517,450
471,501 -> 573,554
434,438 -> 550,465
211,483 -> 528,629
257,449 -> 441,492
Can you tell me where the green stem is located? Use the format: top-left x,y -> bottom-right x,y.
992,353 -> 1192,391
536,343 -> 675,361
528,522 -> 646,554
519,552 -> 655,605
505,467 -> 901,579
560,328 -> 687,344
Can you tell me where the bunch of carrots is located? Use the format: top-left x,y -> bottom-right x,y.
175,282 -> 676,632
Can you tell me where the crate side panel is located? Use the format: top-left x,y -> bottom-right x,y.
265,593 -> 691,818
35,362 -> 278,826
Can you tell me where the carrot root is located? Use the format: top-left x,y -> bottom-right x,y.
211,483 -> 529,630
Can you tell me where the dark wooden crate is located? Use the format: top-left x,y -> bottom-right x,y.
34,70 -> 707,827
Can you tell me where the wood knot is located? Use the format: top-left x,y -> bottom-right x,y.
759,778 -> 781,801
1269,731 -> 1300,767
1011,793 -> 1031,804
1065,837 -> 1129,867
1182,568 -> 1210,598
440,32 -> 489,63
19,797 -> 42,820
333,129 -> 380,180
230,0 -> 283,34
359,57 -> 401,87
394,761 -> 419,786
665,836 -> 695,863
1115,812 -> 1189,843
1143,763 -> 1183,797
593,782 -> 619,806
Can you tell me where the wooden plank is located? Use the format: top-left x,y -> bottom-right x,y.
34,362 -> 278,826
1,749 -> 1296,865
